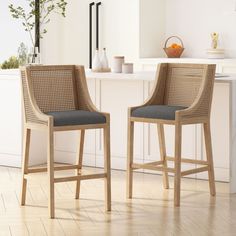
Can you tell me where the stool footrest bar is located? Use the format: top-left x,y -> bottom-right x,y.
166,156 -> 209,165
132,163 -> 175,173
27,165 -> 81,174
181,166 -> 209,176
54,173 -> 107,183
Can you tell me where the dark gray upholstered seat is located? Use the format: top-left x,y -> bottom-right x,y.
131,105 -> 187,120
46,110 -> 106,126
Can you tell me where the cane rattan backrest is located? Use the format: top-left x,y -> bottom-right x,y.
164,64 -> 206,107
21,69 -> 47,125
26,65 -> 77,113
147,63 -> 216,119
21,65 -> 84,124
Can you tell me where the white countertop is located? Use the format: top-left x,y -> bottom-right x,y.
86,70 -> 236,83
0,68 -> 235,83
140,57 -> 236,64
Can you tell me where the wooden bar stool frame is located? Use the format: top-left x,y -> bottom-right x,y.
127,63 -> 216,206
20,65 -> 111,218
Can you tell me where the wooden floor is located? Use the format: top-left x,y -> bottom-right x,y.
0,166 -> 235,236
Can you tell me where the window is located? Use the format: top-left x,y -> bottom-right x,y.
0,0 -> 31,63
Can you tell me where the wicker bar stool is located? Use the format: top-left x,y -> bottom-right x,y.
127,63 -> 216,206
20,65 -> 111,218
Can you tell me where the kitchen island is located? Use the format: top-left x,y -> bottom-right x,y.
0,68 -> 236,193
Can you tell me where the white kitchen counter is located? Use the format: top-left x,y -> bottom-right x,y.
86,70 -> 236,83
2,68 -> 235,82
0,68 -> 236,194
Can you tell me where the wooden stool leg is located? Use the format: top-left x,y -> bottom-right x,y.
127,120 -> 134,199
47,125 -> 55,218
203,122 -> 216,196
75,130 -> 85,199
174,123 -> 182,206
104,125 -> 111,211
157,124 -> 169,189
21,128 -> 31,205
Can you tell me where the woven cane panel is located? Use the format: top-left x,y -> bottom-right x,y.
182,68 -> 215,118
21,71 -> 47,125
30,69 -> 76,113
164,67 -> 204,107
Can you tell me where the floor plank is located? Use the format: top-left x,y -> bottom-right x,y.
0,166 -> 235,236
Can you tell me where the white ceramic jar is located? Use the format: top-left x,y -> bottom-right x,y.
122,63 -> 133,73
113,56 -> 125,73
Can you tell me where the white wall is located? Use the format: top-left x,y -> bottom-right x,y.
41,0 -> 236,65
139,0 -> 166,58
42,0 -> 140,67
100,0 -> 139,65
166,0 -> 236,58
41,10 -> 66,65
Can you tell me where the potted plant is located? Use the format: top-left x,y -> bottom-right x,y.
9,0 -> 67,63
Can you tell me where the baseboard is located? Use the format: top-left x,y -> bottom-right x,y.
0,153 -> 21,167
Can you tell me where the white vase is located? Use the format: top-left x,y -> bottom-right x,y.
92,49 -> 102,70
29,47 -> 41,64
34,47 -> 41,64
100,48 -> 109,69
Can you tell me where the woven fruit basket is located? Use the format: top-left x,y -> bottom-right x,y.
163,36 -> 184,58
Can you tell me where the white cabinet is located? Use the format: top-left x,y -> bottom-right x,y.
0,71 -> 47,167
0,74 -> 22,167
219,63 -> 236,73
197,83 -> 230,182
95,79 -> 144,170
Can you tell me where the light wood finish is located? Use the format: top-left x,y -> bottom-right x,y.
204,122 -> 216,196
127,118 -> 134,199
53,123 -> 106,132
132,163 -> 175,173
174,123 -> 182,206
27,164 -> 81,174
20,65 -> 111,218
127,63 -> 216,206
157,124 -> 169,189
21,128 -> 31,205
103,125 -> 111,211
75,130 -> 85,199
54,173 -> 107,183
181,166 -> 209,177
132,161 -> 164,169
166,156 -> 208,165
47,119 -> 55,219
0,166 -> 233,235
